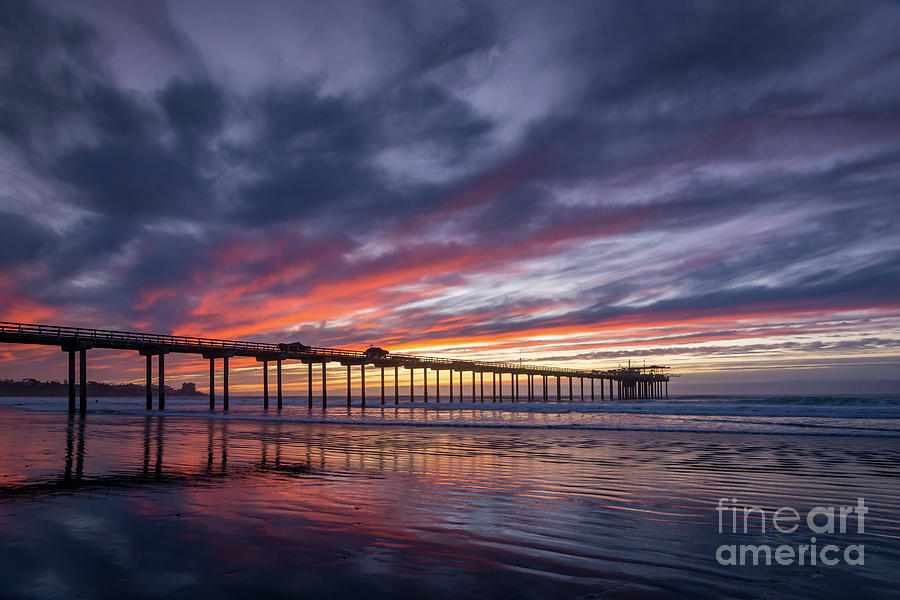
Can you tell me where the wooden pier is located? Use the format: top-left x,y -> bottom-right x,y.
0,321 -> 672,413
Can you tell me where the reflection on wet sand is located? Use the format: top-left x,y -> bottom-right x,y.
0,407 -> 899,599
5,415 -> 322,501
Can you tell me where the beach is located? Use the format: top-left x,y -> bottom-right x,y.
0,398 -> 898,599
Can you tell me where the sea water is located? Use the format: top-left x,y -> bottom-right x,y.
0,395 -> 898,598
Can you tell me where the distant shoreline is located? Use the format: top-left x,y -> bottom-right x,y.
0,379 -> 205,397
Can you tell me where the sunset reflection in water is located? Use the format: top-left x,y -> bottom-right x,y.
1,406 -> 898,599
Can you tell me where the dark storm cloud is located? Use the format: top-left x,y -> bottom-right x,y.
0,0 -> 226,326
160,78 -> 225,142
0,213 -> 56,266
0,0 -> 99,149
582,2 -> 864,97
231,86 -> 378,224
0,0 -> 898,368
54,142 -> 207,216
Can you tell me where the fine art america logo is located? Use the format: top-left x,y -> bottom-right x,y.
715,498 -> 867,567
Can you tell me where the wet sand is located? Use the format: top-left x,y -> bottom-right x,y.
0,405 -> 898,599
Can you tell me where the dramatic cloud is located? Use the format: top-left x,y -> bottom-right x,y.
2,0 -> 900,390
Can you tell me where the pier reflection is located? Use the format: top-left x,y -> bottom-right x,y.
2,414 -> 324,500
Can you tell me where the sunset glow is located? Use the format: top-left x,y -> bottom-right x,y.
1,1 -> 899,394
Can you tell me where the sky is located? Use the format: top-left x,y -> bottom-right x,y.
1,0 -> 899,395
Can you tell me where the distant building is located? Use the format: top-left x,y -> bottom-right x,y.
180,382 -> 197,394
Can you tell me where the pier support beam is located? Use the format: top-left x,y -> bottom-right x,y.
381,367 -> 385,405
78,349 -> 87,412
145,354 -> 152,410
360,364 -> 366,408
223,355 -> 229,410
67,350 -> 76,413
157,352 -> 164,411
435,369 -> 439,403
394,366 -> 399,405
480,371 -> 484,403
346,365 -> 351,407
202,351 -> 232,410
591,378 -> 595,402
262,361 -> 269,409
449,369 -> 454,403
471,371 -> 476,402
423,368 -> 427,403
277,359 -> 283,409
322,363 -> 327,408
493,372 -> 497,403
557,376 -> 561,401
568,377 -> 573,402
409,367 -> 414,402
308,363 -> 313,408
209,358 -> 215,409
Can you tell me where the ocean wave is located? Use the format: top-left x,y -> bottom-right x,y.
3,396 -> 899,438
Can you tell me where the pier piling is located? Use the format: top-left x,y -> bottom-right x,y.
223,355 -> 229,410
145,354 -> 152,410
307,363 -> 313,408
262,360 -> 269,409
277,359 -> 283,409
68,350 -> 75,413
157,352 -> 164,411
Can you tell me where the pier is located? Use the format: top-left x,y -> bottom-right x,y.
0,321 -> 672,413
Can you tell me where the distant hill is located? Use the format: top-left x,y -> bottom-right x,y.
0,378 -> 204,397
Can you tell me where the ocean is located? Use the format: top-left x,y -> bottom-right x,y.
0,395 -> 898,599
